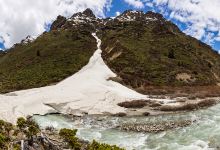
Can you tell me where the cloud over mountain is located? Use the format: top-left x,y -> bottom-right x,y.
144,0 -> 220,44
0,0 -> 112,48
1,0 -> 220,49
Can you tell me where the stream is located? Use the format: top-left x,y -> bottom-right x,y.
33,103 -> 220,150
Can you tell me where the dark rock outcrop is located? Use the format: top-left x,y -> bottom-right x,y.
50,15 -> 67,30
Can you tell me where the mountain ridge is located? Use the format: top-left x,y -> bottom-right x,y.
1,9 -> 220,96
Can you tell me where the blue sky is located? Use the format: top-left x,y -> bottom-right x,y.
1,0 -> 220,52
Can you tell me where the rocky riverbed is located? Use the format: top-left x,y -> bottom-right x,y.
120,120 -> 193,133
33,103 -> 220,150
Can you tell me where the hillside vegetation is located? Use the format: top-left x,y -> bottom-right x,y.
0,29 -> 96,93
1,9 -> 220,96
100,11 -> 220,94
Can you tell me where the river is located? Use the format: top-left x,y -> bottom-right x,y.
33,103 -> 220,150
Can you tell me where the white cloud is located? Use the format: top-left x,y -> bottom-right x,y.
124,0 -> 144,8
0,0 -> 112,49
115,11 -> 121,16
148,0 -> 220,44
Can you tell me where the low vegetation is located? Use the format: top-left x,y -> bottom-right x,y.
88,140 -> 125,150
59,128 -> 81,149
142,85 -> 220,98
59,128 -> 125,150
0,28 -> 96,93
100,14 -> 220,95
0,118 -> 125,150
0,117 -> 40,149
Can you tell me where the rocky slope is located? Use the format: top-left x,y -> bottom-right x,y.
1,8 -> 220,96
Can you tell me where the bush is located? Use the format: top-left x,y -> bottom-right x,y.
59,128 -> 81,150
0,120 -> 5,131
17,117 -> 27,129
88,140 -> 125,150
59,128 -> 77,138
0,134 -> 6,148
26,125 -> 39,138
168,49 -> 175,59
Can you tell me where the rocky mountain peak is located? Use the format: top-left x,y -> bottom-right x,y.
71,8 -> 96,20
67,8 -> 99,29
82,8 -> 96,18
116,10 -> 144,22
50,15 -> 67,30
145,11 -> 164,21
49,9 -> 175,34
21,35 -> 35,45
115,10 -> 162,23
49,9 -> 99,31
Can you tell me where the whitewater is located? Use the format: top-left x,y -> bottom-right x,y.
34,103 -> 220,150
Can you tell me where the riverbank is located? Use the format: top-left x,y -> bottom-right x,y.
0,117 -> 125,150
33,103 -> 220,150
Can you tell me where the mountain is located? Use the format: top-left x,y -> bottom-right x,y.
99,10 -> 220,95
0,9 -> 97,93
1,8 -> 220,96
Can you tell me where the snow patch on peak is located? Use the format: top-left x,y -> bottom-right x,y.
68,13 -> 98,26
115,10 -> 158,23
21,35 -> 36,44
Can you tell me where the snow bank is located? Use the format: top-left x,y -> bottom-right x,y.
0,33 -> 147,123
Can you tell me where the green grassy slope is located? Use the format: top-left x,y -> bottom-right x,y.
100,18 -> 220,93
0,29 -> 96,93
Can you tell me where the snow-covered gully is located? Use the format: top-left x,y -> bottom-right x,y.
0,33 -> 148,123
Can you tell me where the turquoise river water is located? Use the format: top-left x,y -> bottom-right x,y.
33,104 -> 220,150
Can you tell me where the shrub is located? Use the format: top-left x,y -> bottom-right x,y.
26,119 -> 39,130
168,49 -> 175,59
88,140 -> 125,150
17,117 -> 27,129
0,120 -> 5,130
0,134 -> 6,148
4,122 -> 13,135
59,128 -> 81,150
59,128 -> 77,138
36,50 -> 41,57
27,125 -> 39,138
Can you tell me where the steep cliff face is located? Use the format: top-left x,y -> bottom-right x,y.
1,9 -> 220,94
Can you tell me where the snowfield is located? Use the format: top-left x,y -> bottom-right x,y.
0,33 -> 148,123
